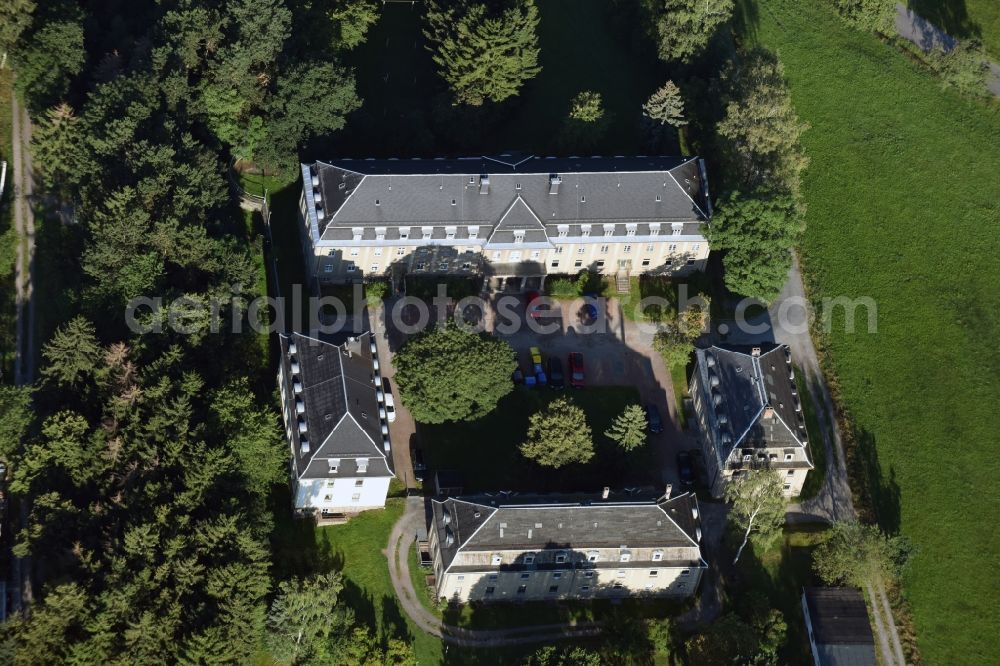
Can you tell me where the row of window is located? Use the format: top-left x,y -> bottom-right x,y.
349,223 -> 689,243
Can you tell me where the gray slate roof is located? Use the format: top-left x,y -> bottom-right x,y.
695,343 -> 809,464
432,491 -> 703,572
308,154 -> 710,241
278,332 -> 394,479
803,588 -> 877,666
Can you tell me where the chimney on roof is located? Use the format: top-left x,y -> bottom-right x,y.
601,486 -> 610,499
763,407 -> 775,420
751,346 -> 761,357
549,173 -> 561,194
664,484 -> 673,500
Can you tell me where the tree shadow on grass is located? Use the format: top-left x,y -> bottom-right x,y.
846,427 -> 901,534
378,593 -> 412,644
268,485 -> 343,581
908,0 -> 982,40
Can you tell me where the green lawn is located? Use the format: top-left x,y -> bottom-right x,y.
419,386 -> 656,493
323,0 -> 667,158
909,0 -> 1000,59
754,1 -> 1000,662
270,498 -> 538,665
238,171 -> 296,201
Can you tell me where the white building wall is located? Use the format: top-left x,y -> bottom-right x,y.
294,475 -> 391,513
437,565 -> 703,602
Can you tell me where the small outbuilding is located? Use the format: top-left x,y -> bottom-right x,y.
801,587 -> 877,666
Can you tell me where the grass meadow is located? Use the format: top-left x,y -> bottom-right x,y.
754,1 -> 1000,662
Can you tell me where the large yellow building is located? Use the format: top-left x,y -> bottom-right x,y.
297,153 -> 712,288
429,489 -> 707,603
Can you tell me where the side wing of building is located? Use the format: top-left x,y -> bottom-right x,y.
277,332 -> 395,521
428,491 -> 707,603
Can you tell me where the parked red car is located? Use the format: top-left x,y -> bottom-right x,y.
525,290 -> 549,320
568,352 -> 585,388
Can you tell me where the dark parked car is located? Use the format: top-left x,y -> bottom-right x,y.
411,446 -> 426,482
548,357 -> 565,389
568,352 -> 585,388
582,292 -> 600,321
645,404 -> 663,433
676,451 -> 695,485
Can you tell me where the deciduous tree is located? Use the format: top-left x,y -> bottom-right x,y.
0,0 -> 36,59
813,521 -> 911,589
520,397 -> 594,468
424,0 -> 541,106
605,404 -> 648,451
707,190 -> 802,303
644,0 -> 735,63
394,324 -> 516,423
725,470 -> 786,563
14,17 -> 86,112
717,48 -> 810,197
328,0 -> 381,50
832,0 -> 896,35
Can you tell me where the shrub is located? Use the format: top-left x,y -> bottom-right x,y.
927,40 -> 991,98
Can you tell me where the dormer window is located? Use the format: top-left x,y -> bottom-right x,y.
375,227 -> 386,241
468,226 -> 479,240
557,225 -> 568,238
650,223 -> 661,236
626,224 -> 637,237
352,227 -> 363,241
581,225 -> 591,237
399,227 -> 410,240
620,552 -> 631,562
672,223 -> 683,236
492,554 -> 502,565
587,551 -> 599,562
329,458 -> 340,473
652,550 -> 663,561
524,554 -> 535,565
446,226 -> 457,240
356,458 -> 369,474
513,231 -> 525,244
421,227 -> 433,240
603,224 -> 615,237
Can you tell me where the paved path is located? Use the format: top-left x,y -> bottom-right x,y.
9,86 -> 34,612
721,255 -> 910,664
895,2 -> 1000,97
385,497 -> 604,646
